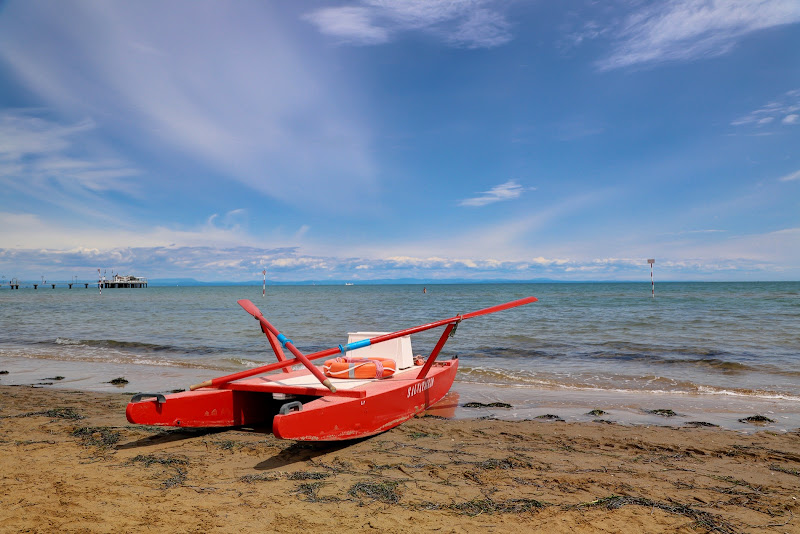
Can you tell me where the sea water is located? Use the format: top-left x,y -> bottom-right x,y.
1,282 -> 798,430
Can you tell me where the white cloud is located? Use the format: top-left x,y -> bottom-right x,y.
597,0 -> 800,70
303,7 -> 389,45
459,180 -> 526,207
779,169 -> 800,182
304,0 -> 511,49
731,89 -> 800,128
531,257 -> 570,266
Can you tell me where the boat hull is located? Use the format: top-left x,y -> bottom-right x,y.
274,360 -> 457,441
125,389 -> 272,428
125,359 -> 458,441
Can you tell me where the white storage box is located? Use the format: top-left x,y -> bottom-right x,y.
345,332 -> 414,370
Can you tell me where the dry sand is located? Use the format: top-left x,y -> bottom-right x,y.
1,385 -> 798,533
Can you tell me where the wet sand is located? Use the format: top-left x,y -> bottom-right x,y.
1,385 -> 799,533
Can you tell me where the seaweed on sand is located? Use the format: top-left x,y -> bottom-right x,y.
738,415 -> 775,424
685,421 -> 719,427
770,464 -> 800,477
647,409 -> 678,417
536,414 -> 564,421
463,402 -> 512,408
293,481 -> 339,503
130,454 -> 188,468
286,471 -> 330,480
71,426 -> 122,448
129,454 -> 189,489
475,456 -> 532,470
418,497 -> 545,516
348,480 -> 402,504
409,431 -> 442,439
161,469 -> 188,489
14,407 -> 85,420
578,495 -> 736,534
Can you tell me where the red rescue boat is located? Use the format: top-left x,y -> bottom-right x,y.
126,296 -> 537,441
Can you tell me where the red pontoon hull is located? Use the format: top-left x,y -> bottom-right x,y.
274,360 -> 457,441
125,359 -> 458,441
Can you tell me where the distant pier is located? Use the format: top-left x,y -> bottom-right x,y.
5,274 -> 147,289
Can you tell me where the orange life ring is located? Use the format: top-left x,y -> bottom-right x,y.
322,357 -> 396,379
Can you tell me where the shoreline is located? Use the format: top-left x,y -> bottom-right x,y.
1,355 -> 799,433
1,385 -> 798,533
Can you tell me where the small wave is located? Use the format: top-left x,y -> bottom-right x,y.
695,386 -> 800,402
49,337 -> 223,356
224,357 -> 271,369
460,346 -> 557,360
50,337 -> 175,352
55,337 -> 82,346
12,350 -> 230,371
663,358 -> 752,372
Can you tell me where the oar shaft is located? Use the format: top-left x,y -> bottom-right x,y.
338,296 -> 538,352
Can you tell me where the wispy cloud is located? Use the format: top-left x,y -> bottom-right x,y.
0,110 -> 138,193
731,89 -> 800,128
0,110 -> 141,226
303,0 -> 512,49
303,7 -> 389,45
595,0 -> 800,70
779,169 -> 800,182
459,180 -> 527,207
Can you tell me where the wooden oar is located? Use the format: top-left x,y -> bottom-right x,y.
189,295 -> 537,391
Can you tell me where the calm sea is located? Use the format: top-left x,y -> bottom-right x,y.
2,282 -> 798,428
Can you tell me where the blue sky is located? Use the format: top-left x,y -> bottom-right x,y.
0,0 -> 798,282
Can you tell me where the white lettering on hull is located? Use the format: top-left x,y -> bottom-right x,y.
407,377 -> 435,398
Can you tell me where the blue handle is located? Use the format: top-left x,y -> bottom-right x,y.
276,333 -> 293,348
338,338 -> 371,354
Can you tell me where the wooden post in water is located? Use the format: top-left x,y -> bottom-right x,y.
648,259 -> 655,298
262,269 -> 266,298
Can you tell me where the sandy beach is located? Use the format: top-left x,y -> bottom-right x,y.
1,385 -> 798,533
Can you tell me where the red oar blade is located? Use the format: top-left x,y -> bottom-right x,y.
238,299 -> 263,319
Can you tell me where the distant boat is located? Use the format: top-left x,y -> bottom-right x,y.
345,283 -> 354,286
